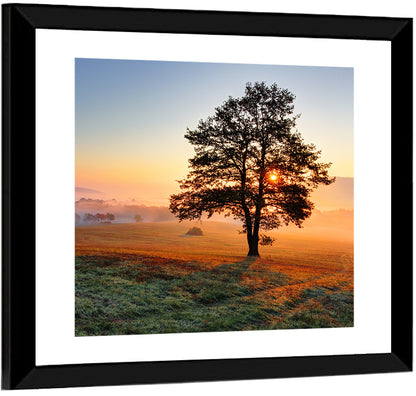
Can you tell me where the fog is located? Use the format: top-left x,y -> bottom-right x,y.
75,176 -> 354,228
310,176 -> 353,211
75,198 -> 175,224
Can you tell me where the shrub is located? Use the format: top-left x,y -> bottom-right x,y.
259,234 -> 275,246
186,227 -> 203,236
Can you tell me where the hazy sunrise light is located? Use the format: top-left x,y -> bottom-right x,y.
75,59 -> 353,205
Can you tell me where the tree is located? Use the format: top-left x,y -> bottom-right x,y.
83,213 -> 96,223
169,82 -> 335,257
134,214 -> 143,223
96,213 -> 106,222
106,213 -> 115,221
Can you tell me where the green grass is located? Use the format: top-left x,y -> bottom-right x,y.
269,288 -> 354,329
75,254 -> 353,336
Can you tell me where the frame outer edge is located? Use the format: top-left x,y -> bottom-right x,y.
391,17 -> 413,370
4,3 -> 411,40
13,353 -> 412,389
1,3 -> 413,389
2,4 -> 12,389
1,4 -> 37,389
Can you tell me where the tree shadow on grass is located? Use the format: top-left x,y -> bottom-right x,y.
212,256 -> 258,278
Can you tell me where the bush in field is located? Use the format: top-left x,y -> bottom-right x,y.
186,227 -> 203,236
260,234 -> 275,246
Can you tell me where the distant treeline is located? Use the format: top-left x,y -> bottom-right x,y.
76,212 -> 115,225
75,198 -> 175,223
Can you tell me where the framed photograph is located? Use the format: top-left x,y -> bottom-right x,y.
2,3 -> 412,390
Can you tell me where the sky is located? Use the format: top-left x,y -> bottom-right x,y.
75,58 -> 353,205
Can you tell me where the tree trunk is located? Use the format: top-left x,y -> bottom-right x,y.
247,233 -> 260,257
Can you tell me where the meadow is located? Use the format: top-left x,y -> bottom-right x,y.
75,217 -> 353,336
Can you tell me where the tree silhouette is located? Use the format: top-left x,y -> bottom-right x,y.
169,82 -> 335,257
134,214 -> 143,223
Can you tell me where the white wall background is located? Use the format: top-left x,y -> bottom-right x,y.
1,0 -> 414,395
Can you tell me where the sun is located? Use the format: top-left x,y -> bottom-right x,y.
269,174 -> 278,181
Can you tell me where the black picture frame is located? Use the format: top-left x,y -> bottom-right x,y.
2,3 -> 413,390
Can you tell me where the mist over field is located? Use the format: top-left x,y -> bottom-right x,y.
75,176 -> 353,227
75,198 -> 175,223
309,177 -> 353,211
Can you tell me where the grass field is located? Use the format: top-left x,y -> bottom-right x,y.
75,219 -> 353,336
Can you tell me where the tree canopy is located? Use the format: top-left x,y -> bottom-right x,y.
134,214 -> 143,223
169,82 -> 335,257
